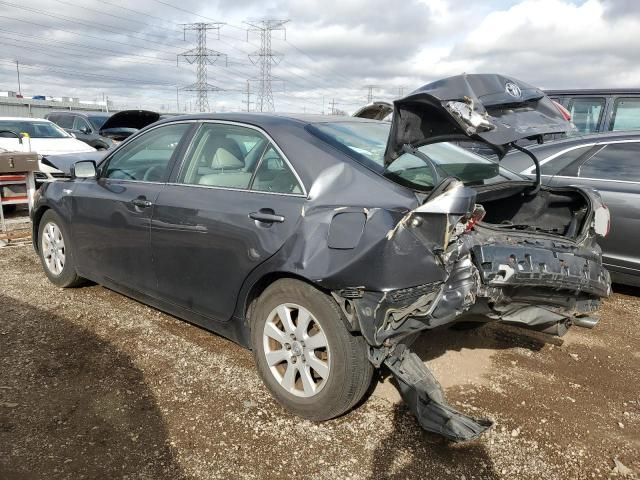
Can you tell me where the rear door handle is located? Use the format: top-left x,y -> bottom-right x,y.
132,198 -> 153,208
249,210 -> 285,223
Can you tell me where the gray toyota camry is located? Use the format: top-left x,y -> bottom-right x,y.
33,74 -> 612,441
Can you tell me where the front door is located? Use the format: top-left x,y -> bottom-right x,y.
150,121 -> 306,321
71,122 -> 192,293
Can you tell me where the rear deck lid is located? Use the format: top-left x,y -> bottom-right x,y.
384,74 -> 575,165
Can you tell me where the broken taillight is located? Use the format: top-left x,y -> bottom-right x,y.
593,205 -> 610,237
465,204 -> 486,232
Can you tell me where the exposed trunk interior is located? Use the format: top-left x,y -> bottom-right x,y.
477,185 -> 590,239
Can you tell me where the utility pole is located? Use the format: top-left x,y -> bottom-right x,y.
15,60 -> 21,96
242,80 -> 252,112
245,19 -> 289,112
176,87 -> 180,112
364,84 -> 380,103
177,23 -> 227,112
330,98 -> 336,115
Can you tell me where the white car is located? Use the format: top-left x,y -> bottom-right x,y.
0,117 -> 96,181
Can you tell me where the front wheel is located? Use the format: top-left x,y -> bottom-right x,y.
251,279 -> 373,421
38,210 -> 85,288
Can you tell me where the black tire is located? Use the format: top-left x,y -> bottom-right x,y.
37,209 -> 85,288
251,278 -> 374,421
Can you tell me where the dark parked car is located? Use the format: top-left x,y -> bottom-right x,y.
501,131 -> 640,287
545,89 -> 640,135
32,74 -> 611,442
46,110 -> 164,150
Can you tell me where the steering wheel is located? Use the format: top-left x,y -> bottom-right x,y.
143,165 -> 165,182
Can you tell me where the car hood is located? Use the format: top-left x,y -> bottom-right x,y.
99,109 -> 160,133
0,137 -> 96,156
384,73 -> 575,166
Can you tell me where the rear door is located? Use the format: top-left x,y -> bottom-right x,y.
150,121 -> 306,322
547,141 -> 640,280
71,122 -> 193,293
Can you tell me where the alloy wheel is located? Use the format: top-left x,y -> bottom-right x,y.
262,303 -> 331,398
41,221 -> 66,276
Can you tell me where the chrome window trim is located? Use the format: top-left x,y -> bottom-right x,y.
547,174 -> 640,186
165,181 -> 307,198
174,119 -> 308,198
521,139 -> 640,175
99,120 -> 198,183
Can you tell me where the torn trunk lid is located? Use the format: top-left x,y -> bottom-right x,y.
383,73 -> 576,165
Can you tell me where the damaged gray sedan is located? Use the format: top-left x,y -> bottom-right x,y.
33,74 -> 611,442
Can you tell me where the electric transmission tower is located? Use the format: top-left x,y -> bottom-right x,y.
178,23 -> 227,112
245,19 -> 289,112
364,85 -> 381,103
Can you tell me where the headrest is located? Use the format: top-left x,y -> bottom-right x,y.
212,147 -> 244,169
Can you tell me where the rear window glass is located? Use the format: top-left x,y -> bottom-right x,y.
610,98 -> 640,131
309,121 -> 515,191
567,97 -> 605,134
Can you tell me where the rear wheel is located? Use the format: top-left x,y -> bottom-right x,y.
38,210 -> 84,288
251,279 -> 373,421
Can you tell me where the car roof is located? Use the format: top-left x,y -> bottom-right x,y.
46,111 -> 110,117
544,88 -> 640,96
500,130 -> 640,173
154,112 -> 383,129
521,130 -> 640,153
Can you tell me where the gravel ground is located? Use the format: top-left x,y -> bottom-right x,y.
1,243 -> 638,479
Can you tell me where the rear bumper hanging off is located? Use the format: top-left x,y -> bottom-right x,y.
384,344 -> 492,442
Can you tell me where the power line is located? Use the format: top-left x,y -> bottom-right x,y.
246,19 -> 289,112
178,23 -> 227,112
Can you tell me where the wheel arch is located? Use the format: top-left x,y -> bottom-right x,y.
31,205 -> 51,253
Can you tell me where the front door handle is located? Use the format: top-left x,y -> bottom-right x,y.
132,198 -> 153,208
249,210 -> 285,223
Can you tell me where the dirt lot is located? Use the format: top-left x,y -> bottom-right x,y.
1,243 -> 638,479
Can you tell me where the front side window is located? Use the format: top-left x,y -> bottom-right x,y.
178,123 -> 302,194
578,143 -> 640,182
103,123 -> 189,181
610,98 -> 640,131
566,97 -> 605,133
73,116 -> 91,132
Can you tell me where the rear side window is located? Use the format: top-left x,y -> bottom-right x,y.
54,114 -> 74,129
610,98 -> 640,131
578,143 -> 640,182
567,97 -> 605,133
179,123 -> 302,194
540,145 -> 594,175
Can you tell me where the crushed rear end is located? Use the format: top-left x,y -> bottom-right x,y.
334,74 -> 611,441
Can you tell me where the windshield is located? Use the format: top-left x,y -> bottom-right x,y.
0,120 -> 70,139
88,115 -> 110,130
309,121 -> 520,191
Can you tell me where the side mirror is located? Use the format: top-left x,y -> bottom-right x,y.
71,160 -> 97,179
80,127 -> 91,134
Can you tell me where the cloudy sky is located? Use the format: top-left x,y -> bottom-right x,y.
0,0 -> 638,113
